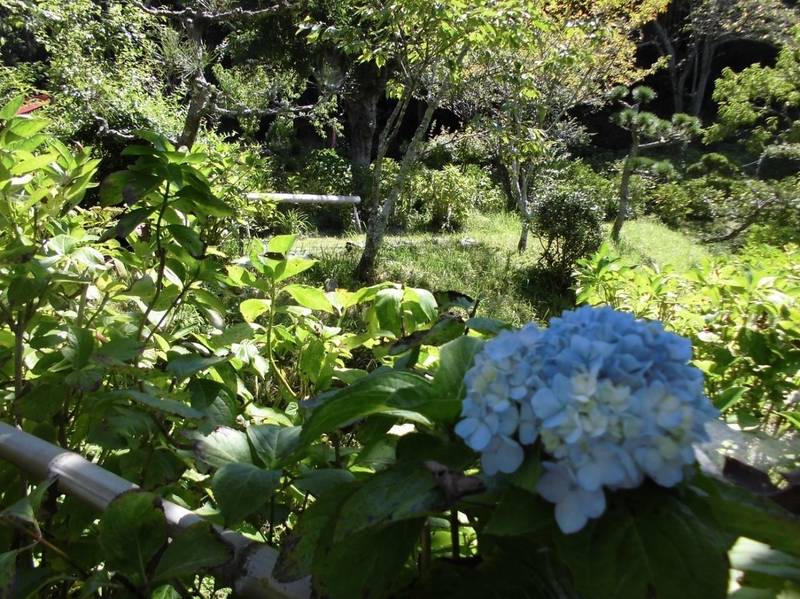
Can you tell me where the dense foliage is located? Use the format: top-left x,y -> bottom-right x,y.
1,0 -> 800,598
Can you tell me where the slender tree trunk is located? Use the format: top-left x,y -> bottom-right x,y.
509,158 -> 530,252
612,132 -> 639,242
652,21 -> 684,114
689,39 -> 715,116
178,71 -> 211,149
177,22 -> 211,149
355,92 -> 442,280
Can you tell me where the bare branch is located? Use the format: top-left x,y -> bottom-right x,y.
135,1 -> 287,23
92,115 -> 136,142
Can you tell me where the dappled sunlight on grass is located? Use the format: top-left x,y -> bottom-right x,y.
614,218 -> 713,270
295,213 -> 715,324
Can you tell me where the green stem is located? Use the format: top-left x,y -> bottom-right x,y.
137,183 -> 171,341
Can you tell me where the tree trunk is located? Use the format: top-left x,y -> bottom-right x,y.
178,71 -> 211,149
355,94 -> 441,280
612,133 -> 639,242
344,63 -> 389,230
508,159 -> 530,252
652,21 -> 684,114
689,39 -> 715,116
177,22 -> 210,150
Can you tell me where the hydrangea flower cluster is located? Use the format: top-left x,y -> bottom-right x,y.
454,306 -> 718,534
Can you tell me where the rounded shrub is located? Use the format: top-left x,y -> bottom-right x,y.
532,189 -> 603,279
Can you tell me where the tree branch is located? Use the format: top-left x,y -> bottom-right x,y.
135,1 -> 287,23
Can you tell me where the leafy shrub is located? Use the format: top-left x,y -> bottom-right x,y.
270,207 -> 312,235
686,152 -> 741,178
536,160 -> 616,219
644,179 -> 719,227
576,243 -> 800,434
396,164 -> 504,232
531,189 -> 602,279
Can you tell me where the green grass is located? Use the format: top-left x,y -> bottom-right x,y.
295,212 -> 714,325
615,218 -> 712,271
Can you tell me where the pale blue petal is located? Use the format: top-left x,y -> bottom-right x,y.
554,492 -> 589,534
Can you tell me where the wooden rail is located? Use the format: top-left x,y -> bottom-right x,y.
0,421 -> 310,599
246,193 -> 363,232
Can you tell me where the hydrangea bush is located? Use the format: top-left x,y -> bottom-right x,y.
455,306 -> 718,533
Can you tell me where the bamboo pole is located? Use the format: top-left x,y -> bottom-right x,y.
0,421 -> 310,599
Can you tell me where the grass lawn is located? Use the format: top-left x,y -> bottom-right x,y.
296,212 -> 712,325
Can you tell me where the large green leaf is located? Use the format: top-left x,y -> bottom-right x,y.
693,474 -> 800,557
332,464 -> 441,542
275,257 -> 316,283
211,464 -> 281,526
557,489 -> 729,599
299,371 -> 433,445
98,492 -> 167,579
247,425 -> 302,468
239,298 -> 271,323
273,484 -> 356,583
430,336 -> 484,422
483,487 -> 552,537
372,287 -> 404,336
193,427 -> 253,468
267,234 -> 296,255
283,284 -> 334,313
153,522 -> 232,583
314,519 -> 425,599
166,354 -> 228,379
168,224 -> 204,258
293,469 -> 356,498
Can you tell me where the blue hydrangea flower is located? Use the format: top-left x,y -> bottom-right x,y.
454,306 -> 718,534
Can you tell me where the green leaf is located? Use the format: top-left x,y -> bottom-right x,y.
122,390 -> 202,419
0,549 -> 20,590
168,224 -> 204,258
730,538 -> 800,585
193,427 -> 253,468
299,371 -> 433,445
283,284 -> 334,313
275,257 -> 316,283
267,235 -> 296,255
431,336 -> 484,421
465,316 -> 512,335
64,328 -> 95,370
153,522 -> 233,583
0,96 -> 24,120
8,276 -> 48,308
694,474 -> 800,557
98,171 -> 133,206
166,354 -> 228,379
332,464 -> 441,542
293,469 -> 356,498
483,487 -> 551,537
239,298 -> 271,323
373,288 -> 403,336
247,425 -> 302,468
98,492 -> 167,579
273,484 -> 356,583
557,489 -> 729,599
188,379 -> 227,410
212,464 -> 281,526
95,337 -> 142,364
314,519 -> 425,599
404,287 -> 437,322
